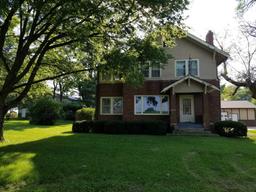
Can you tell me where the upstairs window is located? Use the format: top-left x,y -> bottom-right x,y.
176,60 -> 186,77
100,71 -> 122,82
189,60 -> 199,76
143,62 -> 161,78
151,63 -> 161,77
175,59 -> 199,77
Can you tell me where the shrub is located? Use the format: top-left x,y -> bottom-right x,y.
5,111 -> 18,120
29,97 -> 62,125
63,102 -> 82,120
104,121 -> 126,134
214,121 -> 247,137
91,120 -> 106,133
125,121 -> 144,134
72,120 -> 168,135
143,121 -> 168,135
75,108 -> 95,121
72,121 -> 92,133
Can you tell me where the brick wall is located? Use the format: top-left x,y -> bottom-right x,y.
96,79 -> 221,126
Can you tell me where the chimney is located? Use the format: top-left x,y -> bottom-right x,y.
206,30 -> 214,45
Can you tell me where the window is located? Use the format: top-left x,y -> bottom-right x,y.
135,95 -> 169,115
143,62 -> 161,78
101,97 -> 123,115
100,71 -> 122,81
176,60 -> 186,77
189,60 -> 198,76
151,63 -> 161,77
175,59 -> 199,77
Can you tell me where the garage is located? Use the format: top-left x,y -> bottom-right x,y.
221,101 -> 256,126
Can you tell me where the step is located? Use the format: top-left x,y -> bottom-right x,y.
173,128 -> 216,136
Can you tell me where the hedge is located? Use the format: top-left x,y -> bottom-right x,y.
75,108 -> 95,121
72,120 -> 169,135
213,121 -> 247,137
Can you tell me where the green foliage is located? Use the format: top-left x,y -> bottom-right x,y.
5,111 -> 18,120
221,85 -> 252,101
29,97 -> 62,125
72,120 -> 92,133
62,102 -> 83,120
75,108 -> 95,121
72,120 -> 168,135
214,121 -> 247,137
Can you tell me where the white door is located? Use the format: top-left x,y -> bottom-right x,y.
179,95 -> 195,123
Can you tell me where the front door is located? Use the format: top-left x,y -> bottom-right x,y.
179,95 -> 195,123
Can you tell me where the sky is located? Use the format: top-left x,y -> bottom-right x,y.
185,0 -> 239,39
184,0 -> 256,84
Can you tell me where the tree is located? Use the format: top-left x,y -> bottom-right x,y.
221,85 -> 252,101
0,0 -> 189,141
219,1 -> 256,100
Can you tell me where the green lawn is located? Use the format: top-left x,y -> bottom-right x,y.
0,120 -> 256,192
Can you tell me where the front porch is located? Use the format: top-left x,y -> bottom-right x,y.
161,75 -> 220,130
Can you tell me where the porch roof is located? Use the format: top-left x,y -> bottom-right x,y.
161,75 -> 220,93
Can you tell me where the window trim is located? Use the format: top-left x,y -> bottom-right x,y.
175,59 -> 200,77
100,97 -> 123,115
134,95 -> 169,115
143,62 -> 162,79
99,72 -> 122,82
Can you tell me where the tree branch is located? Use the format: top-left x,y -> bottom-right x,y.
13,68 -> 96,90
221,72 -> 247,87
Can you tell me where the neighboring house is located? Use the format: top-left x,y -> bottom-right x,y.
95,31 -> 229,129
221,100 -> 256,126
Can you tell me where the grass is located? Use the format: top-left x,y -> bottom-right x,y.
0,120 -> 256,192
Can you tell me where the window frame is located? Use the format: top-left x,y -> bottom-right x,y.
100,97 -> 123,115
175,59 -> 200,77
100,71 -> 122,82
143,62 -> 162,79
134,95 -> 169,115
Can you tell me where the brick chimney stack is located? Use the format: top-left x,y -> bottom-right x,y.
206,30 -> 214,45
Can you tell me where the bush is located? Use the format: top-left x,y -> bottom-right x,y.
29,97 -> 62,125
5,111 -> 18,120
72,121 -> 92,133
72,120 -> 168,135
91,120 -> 106,133
75,108 -> 95,121
63,102 -> 82,120
104,121 -> 126,134
125,121 -> 144,134
214,121 -> 247,137
142,121 -> 168,135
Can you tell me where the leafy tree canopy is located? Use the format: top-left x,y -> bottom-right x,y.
0,0 -> 189,140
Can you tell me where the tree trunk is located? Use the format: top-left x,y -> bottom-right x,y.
59,82 -> 63,102
0,107 -> 6,142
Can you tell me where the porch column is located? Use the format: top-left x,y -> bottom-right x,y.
170,88 -> 177,128
203,92 -> 209,129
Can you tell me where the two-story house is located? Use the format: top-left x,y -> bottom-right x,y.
95,31 -> 229,129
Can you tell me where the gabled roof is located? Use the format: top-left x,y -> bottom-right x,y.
161,75 -> 220,93
186,33 -> 229,65
221,101 -> 256,109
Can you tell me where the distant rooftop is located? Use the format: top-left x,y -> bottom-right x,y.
221,100 -> 256,109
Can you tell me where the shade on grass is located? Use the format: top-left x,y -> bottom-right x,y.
0,120 -> 256,192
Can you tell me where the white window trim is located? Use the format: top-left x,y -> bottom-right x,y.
144,62 -> 162,79
100,97 -> 123,115
100,72 -> 122,82
175,59 -> 200,78
134,95 -> 169,115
